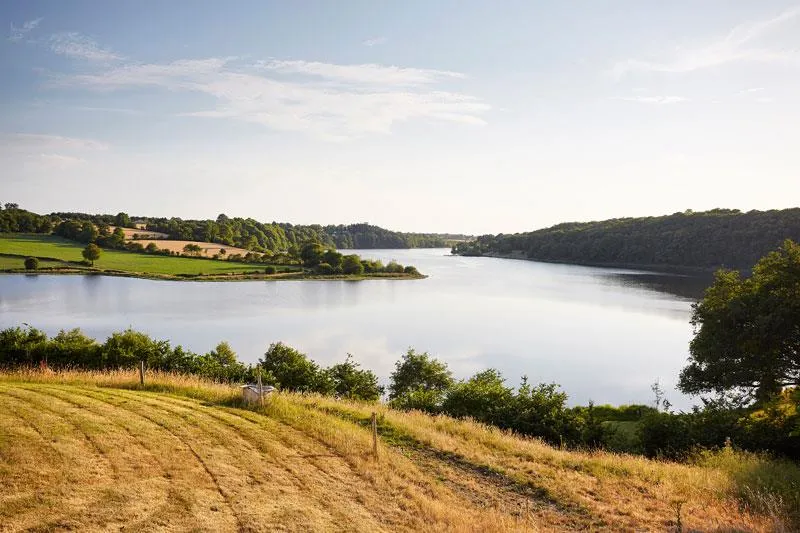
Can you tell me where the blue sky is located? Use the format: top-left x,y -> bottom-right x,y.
2,1 -> 799,233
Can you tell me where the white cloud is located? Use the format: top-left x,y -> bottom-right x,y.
612,6 -> 800,77
52,56 -> 489,140
362,37 -> 388,47
0,134 -> 107,169
256,59 -> 465,86
612,96 -> 687,105
49,32 -> 123,62
1,133 -> 109,152
38,153 -> 86,167
8,18 -> 42,42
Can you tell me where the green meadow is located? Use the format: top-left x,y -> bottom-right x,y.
0,233 -> 294,277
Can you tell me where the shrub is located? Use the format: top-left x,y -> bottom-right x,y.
264,266 -> 277,275
384,260 -> 404,274
24,257 -> 39,270
342,255 -> 364,275
315,262 -> 335,275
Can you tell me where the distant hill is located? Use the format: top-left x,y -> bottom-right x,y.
452,208 -> 800,271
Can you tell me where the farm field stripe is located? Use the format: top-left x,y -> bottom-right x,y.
62,387 -> 243,531
39,386 -> 244,530
1,387 -> 119,476
98,388 -> 382,531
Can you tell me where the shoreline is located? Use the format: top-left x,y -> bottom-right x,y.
0,267 -> 427,282
464,251 -> 724,275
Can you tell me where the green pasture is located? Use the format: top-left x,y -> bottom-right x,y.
0,234 -> 293,276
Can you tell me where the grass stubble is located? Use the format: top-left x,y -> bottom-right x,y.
0,369 -> 795,532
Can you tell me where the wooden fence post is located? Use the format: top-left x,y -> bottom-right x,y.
371,412 -> 378,459
258,373 -> 264,408
139,360 -> 145,386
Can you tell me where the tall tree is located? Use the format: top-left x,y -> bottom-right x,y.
679,240 -> 800,403
115,212 -> 131,228
82,243 -> 102,266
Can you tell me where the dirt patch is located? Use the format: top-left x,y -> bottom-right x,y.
129,239 -> 253,257
111,227 -> 169,240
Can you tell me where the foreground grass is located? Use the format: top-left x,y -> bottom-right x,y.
0,234 -> 424,281
0,369 -> 795,531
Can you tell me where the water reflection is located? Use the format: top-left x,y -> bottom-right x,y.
601,271 -> 712,301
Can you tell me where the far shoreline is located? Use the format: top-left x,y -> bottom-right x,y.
0,267 -> 427,283
460,250 -> 724,275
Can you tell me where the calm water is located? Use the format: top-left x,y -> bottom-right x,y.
0,249 -> 711,408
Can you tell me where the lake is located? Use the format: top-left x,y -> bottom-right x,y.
0,249 -> 711,408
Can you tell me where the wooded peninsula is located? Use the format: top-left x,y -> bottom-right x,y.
0,204 -> 434,280
453,208 -> 800,271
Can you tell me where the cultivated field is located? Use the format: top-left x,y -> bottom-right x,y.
0,370 -> 794,532
114,227 -> 170,240
132,239 -> 252,257
0,234 -> 288,277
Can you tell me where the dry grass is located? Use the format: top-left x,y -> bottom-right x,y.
0,370 -> 794,532
132,239 -> 252,257
112,227 -> 170,240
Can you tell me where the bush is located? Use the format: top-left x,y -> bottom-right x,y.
24,257 -> 39,270
403,265 -> 419,275
321,354 -> 384,401
259,342 -> 324,393
342,254 -> 364,275
264,266 -> 277,275
389,388 -> 447,413
384,260 -> 404,274
315,262 -> 335,275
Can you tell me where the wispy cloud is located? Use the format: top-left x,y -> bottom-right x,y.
0,133 -> 108,168
8,18 -> 42,42
51,55 -> 489,140
256,59 -> 465,86
49,32 -> 123,62
1,133 -> 109,152
362,37 -> 388,47
612,6 -> 800,77
612,95 -> 687,105
38,153 -> 87,167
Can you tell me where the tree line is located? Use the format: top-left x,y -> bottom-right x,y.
453,208 -> 800,270
42,209 -> 455,252
1,321 -> 797,458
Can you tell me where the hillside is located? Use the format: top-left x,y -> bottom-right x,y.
0,371 -> 790,532
453,208 -> 800,271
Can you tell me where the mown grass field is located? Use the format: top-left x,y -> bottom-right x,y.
0,370 -> 796,532
0,234 -> 293,276
0,255 -> 69,270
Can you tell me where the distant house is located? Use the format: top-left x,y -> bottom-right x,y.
241,383 -> 276,404
132,219 -> 148,230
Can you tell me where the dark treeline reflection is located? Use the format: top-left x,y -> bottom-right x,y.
601,272 -> 714,301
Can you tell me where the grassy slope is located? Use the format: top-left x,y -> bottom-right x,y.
0,234 -> 281,275
0,371 -> 795,532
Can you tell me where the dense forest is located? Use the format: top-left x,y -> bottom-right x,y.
452,208 -> 800,270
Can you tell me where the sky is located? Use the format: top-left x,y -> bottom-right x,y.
1,1 -> 799,234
